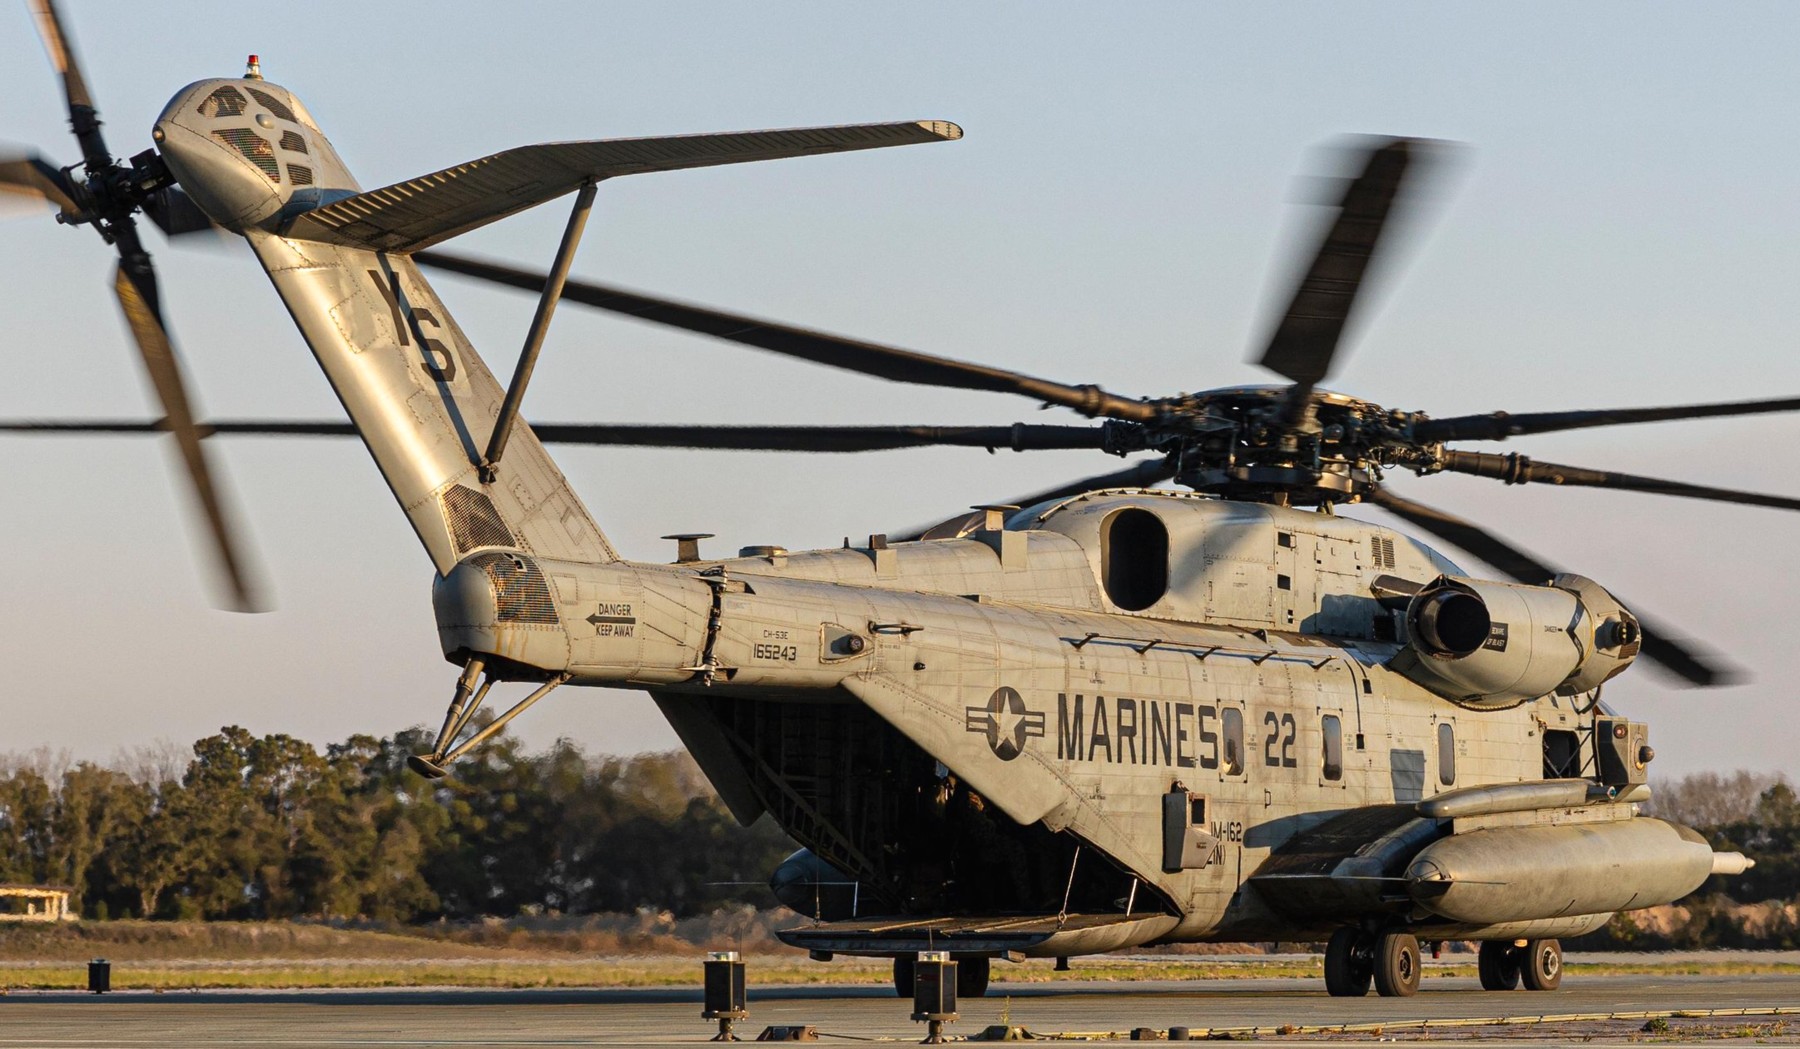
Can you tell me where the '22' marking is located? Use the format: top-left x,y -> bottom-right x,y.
367,268 -> 457,382
1262,711 -> 1297,768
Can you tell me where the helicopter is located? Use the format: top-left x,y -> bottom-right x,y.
3,0 -> 1778,1001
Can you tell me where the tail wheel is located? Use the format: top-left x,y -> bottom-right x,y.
1324,928 -> 1372,997
892,955 -> 915,998
1372,931 -> 1421,997
955,955 -> 991,998
1477,940 -> 1521,990
1520,939 -> 1562,991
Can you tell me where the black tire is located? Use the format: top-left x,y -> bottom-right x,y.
1520,938 -> 1562,991
1372,931 -> 1421,997
1324,927 -> 1372,997
892,955 -> 915,998
1477,941 -> 1521,991
955,955 -> 991,998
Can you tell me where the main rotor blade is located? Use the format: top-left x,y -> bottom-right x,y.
1440,451 -> 1800,512
897,456 -> 1177,541
0,419 -> 1107,453
1365,485 -> 1737,687
0,420 -> 357,436
414,250 -> 1159,424
1256,138 -> 1433,389
1416,395 -> 1800,442
530,422 -> 1109,452
113,262 -> 267,612
29,0 -> 110,172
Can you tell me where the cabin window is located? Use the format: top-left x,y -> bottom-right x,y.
1101,508 -> 1168,611
1322,715 -> 1343,781
1222,707 -> 1245,775
1438,722 -> 1457,785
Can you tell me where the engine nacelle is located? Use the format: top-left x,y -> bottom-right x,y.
1390,573 -> 1640,708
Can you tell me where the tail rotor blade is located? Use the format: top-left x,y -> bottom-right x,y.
29,0 -> 110,171
1364,485 -> 1738,687
112,260 -> 268,612
0,154 -> 80,217
29,0 -> 93,111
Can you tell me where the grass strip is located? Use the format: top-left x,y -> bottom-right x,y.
0,957 -> 1794,992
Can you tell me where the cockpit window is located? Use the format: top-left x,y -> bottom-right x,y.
211,129 -> 279,181
246,87 -> 297,123
278,130 -> 309,154
1101,507 -> 1168,611
198,85 -> 247,118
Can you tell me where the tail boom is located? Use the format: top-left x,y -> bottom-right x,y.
248,231 -> 614,572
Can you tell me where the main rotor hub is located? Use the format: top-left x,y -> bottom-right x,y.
1138,386 -> 1437,505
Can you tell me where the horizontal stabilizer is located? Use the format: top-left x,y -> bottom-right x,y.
281,120 -> 962,252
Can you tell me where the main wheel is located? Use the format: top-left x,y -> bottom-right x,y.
1372,931 -> 1421,997
1477,941 -> 1521,991
1324,927 -> 1372,997
956,955 -> 991,998
1520,938 -> 1562,991
892,955 -> 915,998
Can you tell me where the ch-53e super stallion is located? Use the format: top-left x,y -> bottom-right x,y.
9,0 -> 1788,1001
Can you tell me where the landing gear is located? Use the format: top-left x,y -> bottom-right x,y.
407,656 -> 569,779
1324,928 -> 1372,997
1372,931 -> 1421,997
1477,938 -> 1560,991
892,955 -> 914,998
1478,941 -> 1521,990
1520,939 -> 1562,991
955,955 -> 990,998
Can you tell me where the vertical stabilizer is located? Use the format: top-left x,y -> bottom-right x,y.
248,232 -> 615,572
151,76 -> 960,575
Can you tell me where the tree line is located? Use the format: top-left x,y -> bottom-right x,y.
0,728 -> 1792,934
0,727 -> 794,921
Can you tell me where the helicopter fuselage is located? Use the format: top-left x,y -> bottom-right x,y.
428,491 -> 1687,954
143,72 -> 1736,969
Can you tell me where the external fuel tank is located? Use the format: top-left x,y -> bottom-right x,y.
1405,817 -> 1715,925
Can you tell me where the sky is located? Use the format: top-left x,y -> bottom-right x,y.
3,2 -> 1798,781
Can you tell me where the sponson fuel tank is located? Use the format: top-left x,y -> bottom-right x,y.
1405,817 -> 1714,925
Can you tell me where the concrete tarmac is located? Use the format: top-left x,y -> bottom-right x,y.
0,973 -> 1795,1047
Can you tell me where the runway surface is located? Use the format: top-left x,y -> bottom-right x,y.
0,973 -> 1794,1047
